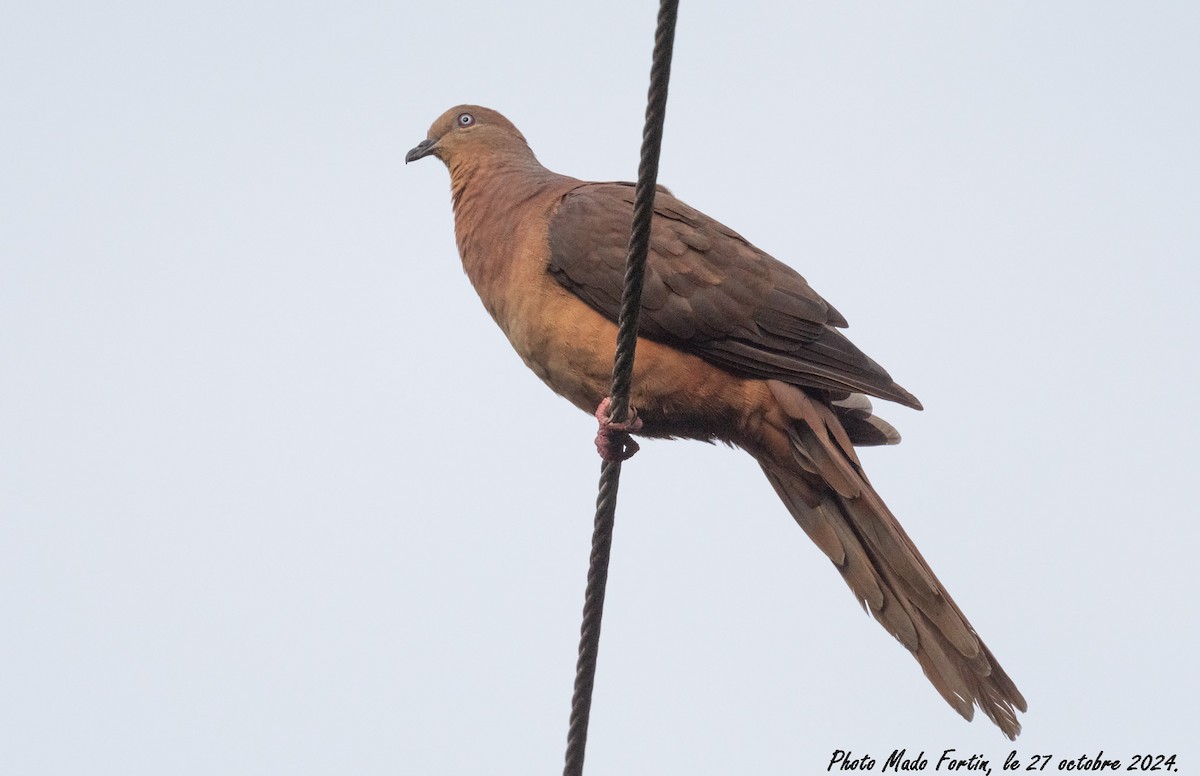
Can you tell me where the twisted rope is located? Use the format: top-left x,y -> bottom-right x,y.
562,2 -> 680,774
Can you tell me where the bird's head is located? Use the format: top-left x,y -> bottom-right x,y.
405,105 -> 534,167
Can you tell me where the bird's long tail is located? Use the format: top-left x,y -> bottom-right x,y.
755,380 -> 1026,739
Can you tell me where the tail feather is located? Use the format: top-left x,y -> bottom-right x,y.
759,380 -> 1026,739
831,393 -> 902,446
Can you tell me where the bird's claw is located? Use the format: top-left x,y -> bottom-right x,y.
594,397 -> 643,462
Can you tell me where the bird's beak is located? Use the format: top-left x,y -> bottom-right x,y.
405,137 -> 438,164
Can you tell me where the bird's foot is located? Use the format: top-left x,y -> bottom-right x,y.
594,397 -> 644,462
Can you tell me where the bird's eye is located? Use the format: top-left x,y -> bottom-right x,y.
457,112 -> 475,127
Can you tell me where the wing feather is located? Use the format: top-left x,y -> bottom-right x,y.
547,183 -> 921,409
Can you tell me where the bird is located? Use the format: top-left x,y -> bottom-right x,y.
405,104 -> 1026,738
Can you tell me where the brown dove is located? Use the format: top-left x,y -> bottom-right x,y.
406,104 -> 1026,738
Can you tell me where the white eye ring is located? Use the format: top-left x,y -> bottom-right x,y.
457,112 -> 475,127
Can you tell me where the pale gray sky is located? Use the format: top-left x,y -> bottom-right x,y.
3,2 -> 1198,774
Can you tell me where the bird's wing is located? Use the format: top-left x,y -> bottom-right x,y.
546,182 -> 922,409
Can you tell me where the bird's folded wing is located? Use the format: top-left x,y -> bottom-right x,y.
546,182 -> 922,409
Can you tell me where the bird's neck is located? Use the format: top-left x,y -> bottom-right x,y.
448,153 -> 563,216
448,155 -> 577,307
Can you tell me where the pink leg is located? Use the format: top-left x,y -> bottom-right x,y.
594,397 -> 644,462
